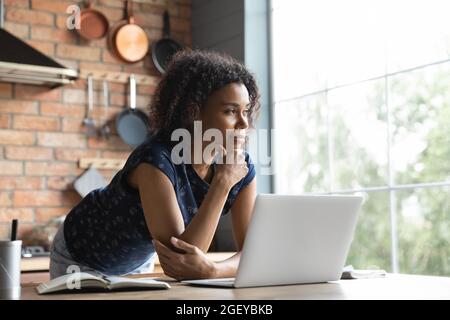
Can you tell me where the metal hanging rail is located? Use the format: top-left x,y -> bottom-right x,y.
79,68 -> 160,85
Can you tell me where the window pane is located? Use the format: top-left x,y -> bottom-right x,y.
345,191 -> 392,271
324,1 -> 386,87
271,0 -> 385,100
328,80 -> 388,190
274,94 -> 329,193
386,0 -> 450,73
396,187 -> 450,276
390,62 -> 450,185
271,1 -> 328,100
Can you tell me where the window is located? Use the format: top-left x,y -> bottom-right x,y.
271,0 -> 450,275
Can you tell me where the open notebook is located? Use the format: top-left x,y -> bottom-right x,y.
36,272 -> 170,294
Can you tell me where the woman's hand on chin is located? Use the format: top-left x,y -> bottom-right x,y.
153,237 -> 217,281
213,146 -> 248,190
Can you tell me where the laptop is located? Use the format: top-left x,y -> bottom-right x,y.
183,193 -> 363,288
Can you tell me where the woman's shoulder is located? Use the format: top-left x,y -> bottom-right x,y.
120,131 -> 178,187
128,132 -> 174,165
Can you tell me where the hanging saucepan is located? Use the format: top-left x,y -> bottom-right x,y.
113,0 -> 149,63
152,10 -> 183,73
78,0 -> 109,40
116,75 -> 150,147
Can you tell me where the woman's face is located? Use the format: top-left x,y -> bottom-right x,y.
199,82 -> 250,150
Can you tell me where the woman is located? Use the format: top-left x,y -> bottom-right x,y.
50,50 -> 260,280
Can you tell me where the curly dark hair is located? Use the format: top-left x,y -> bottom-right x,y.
149,49 -> 261,142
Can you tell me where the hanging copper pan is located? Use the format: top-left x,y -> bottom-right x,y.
78,0 -> 109,40
112,0 -> 149,63
107,11 -> 128,62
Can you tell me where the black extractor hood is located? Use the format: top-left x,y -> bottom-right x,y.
0,0 -> 78,87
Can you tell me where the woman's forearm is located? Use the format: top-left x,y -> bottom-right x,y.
178,178 -> 231,253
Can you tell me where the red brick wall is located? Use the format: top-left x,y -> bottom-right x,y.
0,0 -> 191,241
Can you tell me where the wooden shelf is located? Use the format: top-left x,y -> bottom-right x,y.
131,0 -> 167,4
79,158 -> 126,170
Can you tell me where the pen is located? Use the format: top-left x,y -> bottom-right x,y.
10,219 -> 18,241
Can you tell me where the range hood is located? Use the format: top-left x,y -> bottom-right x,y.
0,0 -> 78,87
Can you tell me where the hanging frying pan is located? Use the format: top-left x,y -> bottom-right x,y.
152,10 -> 183,73
116,75 -> 150,147
107,6 -> 128,62
78,0 -> 109,40
113,0 -> 149,63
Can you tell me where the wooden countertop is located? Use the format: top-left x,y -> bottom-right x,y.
19,273 -> 450,300
20,252 -> 450,300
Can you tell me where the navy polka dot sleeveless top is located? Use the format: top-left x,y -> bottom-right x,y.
63,132 -> 256,275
